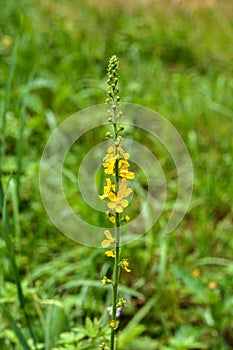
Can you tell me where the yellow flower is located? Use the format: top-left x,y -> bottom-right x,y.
192,268 -> 201,278
109,216 -> 116,223
99,178 -> 115,200
103,159 -> 116,175
102,146 -> 118,174
208,281 -> 217,290
121,259 -> 131,272
119,160 -> 134,179
118,146 -> 130,160
106,211 -> 116,223
101,230 -> 115,248
101,276 -> 112,286
101,276 -> 108,286
109,320 -> 118,329
107,178 -> 133,213
119,168 -> 134,179
103,146 -> 118,161
105,250 -> 115,258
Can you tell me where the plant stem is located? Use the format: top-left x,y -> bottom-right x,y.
110,103 -> 120,350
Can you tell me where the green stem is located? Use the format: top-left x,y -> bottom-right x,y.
110,213 -> 120,348
110,103 -> 120,350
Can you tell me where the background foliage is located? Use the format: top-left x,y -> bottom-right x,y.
1,0 -> 233,349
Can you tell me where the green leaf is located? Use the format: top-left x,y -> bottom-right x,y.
45,303 -> 65,350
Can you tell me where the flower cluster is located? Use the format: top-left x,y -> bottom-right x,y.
100,144 -> 134,257
99,146 -> 134,216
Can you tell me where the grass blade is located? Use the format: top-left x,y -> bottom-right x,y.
0,177 -> 38,348
1,304 -> 32,350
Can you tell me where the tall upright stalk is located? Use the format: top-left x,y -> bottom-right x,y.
100,56 -> 134,350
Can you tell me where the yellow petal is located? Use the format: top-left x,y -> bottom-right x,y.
106,178 -> 111,186
120,199 -> 128,208
101,240 -> 110,248
124,188 -> 133,197
99,193 -> 108,200
104,230 -> 113,240
126,172 -> 134,179
109,216 -> 116,223
115,205 -> 124,213
108,146 -> 114,153
108,202 -> 116,210
125,215 -> 130,221
109,192 -> 117,201
124,267 -> 131,272
105,250 -> 115,258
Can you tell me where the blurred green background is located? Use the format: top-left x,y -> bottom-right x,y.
1,0 -> 233,349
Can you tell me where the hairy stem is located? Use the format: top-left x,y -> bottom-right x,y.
110,103 -> 120,350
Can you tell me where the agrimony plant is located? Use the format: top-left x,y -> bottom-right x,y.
99,55 -> 134,350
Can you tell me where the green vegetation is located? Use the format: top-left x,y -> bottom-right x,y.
1,0 -> 233,349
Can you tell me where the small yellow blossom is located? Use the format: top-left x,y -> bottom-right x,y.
108,198 -> 128,213
105,250 -> 115,258
107,146 -> 115,154
103,146 -> 118,162
2,35 -> 12,48
99,178 -> 115,200
105,211 -> 116,223
119,168 -> 134,179
124,215 -> 130,221
103,159 -> 116,175
107,178 -> 133,213
121,259 -> 131,272
101,230 -> 115,248
109,320 -> 118,329
119,160 -> 134,179
208,281 -> 217,290
118,146 -> 130,160
109,215 -> 116,223
101,276 -> 112,286
101,276 -> 108,286
192,268 -> 201,278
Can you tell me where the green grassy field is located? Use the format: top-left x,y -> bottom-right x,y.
1,0 -> 233,349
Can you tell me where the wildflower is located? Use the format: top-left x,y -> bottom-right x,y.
103,160 -> 116,175
2,35 -> 12,48
109,216 -> 116,223
101,276 -> 108,286
107,178 -> 133,213
109,320 -> 118,329
120,259 -> 131,272
192,268 -> 201,278
99,178 -> 115,200
103,146 -> 116,161
105,250 -> 115,258
106,211 -> 116,223
101,276 -> 112,286
101,230 -> 115,248
119,160 -> 134,179
208,281 -> 217,290
118,146 -> 130,160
